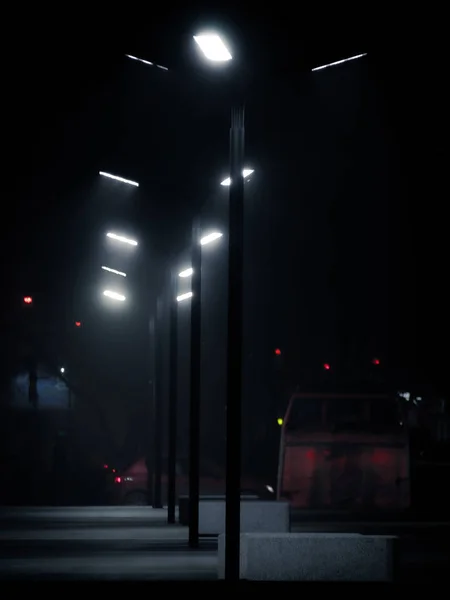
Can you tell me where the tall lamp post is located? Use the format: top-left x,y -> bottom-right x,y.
225,106 -> 245,580
194,32 -> 245,580
188,218 -> 202,548
153,295 -> 163,509
167,265 -> 194,524
167,269 -> 179,524
147,315 -> 156,506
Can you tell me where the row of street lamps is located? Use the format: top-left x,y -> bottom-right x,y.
90,31 -> 367,581
98,168 -> 254,192
99,221 -> 227,303
97,163 -> 248,526
95,34 -> 252,578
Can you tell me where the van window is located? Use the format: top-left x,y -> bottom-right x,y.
326,397 -> 366,430
326,397 -> 401,432
286,398 -> 324,430
369,398 -> 401,431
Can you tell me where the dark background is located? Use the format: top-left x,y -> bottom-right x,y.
1,7 -> 447,486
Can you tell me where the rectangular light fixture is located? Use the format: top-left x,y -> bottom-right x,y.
220,169 -> 254,186
200,232 -> 223,246
125,54 -> 153,66
99,171 -> 139,187
106,232 -> 138,246
177,292 -> 193,302
101,266 -> 127,277
193,33 -> 232,62
311,53 -> 367,72
125,54 -> 168,70
179,267 -> 193,278
103,290 -> 126,301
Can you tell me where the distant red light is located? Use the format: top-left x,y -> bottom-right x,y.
114,476 -> 121,484
24,296 -> 32,304
305,449 -> 316,461
323,363 -> 330,370
103,464 -> 108,469
275,348 -> 281,356
372,358 -> 380,365
75,321 -> 81,327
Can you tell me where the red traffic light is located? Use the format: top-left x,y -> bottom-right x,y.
23,296 -> 33,304
75,321 -> 81,327
372,358 -> 380,365
274,348 -> 281,356
323,363 -> 330,370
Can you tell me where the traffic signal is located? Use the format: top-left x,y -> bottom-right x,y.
75,321 -> 81,328
23,296 -> 33,305
274,348 -> 281,356
323,363 -> 331,370
372,358 -> 380,365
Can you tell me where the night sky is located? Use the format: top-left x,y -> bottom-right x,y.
3,9 -> 448,467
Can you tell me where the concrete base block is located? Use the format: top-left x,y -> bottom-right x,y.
218,533 -> 396,581
199,501 -> 289,536
178,495 -> 258,526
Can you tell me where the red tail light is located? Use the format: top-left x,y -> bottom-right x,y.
114,476 -> 121,484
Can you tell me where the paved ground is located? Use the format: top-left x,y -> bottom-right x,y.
0,508 -> 217,580
0,507 -> 449,581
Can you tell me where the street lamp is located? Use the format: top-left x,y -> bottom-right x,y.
101,266 -> 127,277
194,32 -> 245,576
99,171 -> 139,187
60,367 -> 65,374
106,232 -> 138,246
194,30 -> 247,579
103,290 -> 126,301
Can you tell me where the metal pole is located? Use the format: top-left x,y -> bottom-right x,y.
189,218 -> 202,548
225,105 -> 245,580
28,355 -> 38,409
153,296 -> 163,508
167,271 -> 178,523
146,316 -> 156,506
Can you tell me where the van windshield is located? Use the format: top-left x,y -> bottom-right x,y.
285,396 -> 402,433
